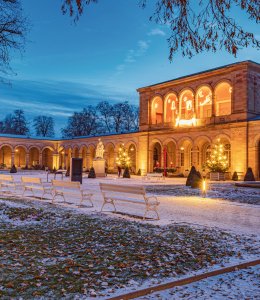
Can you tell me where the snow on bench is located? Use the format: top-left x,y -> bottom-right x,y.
99,183 -> 160,220
0,175 -> 19,193
52,180 -> 93,207
21,177 -> 52,200
143,172 -> 165,181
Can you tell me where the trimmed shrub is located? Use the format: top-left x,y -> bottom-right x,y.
10,165 -> 17,173
136,169 -> 141,176
65,167 -> 70,177
232,171 -> 238,181
191,172 -> 202,189
88,167 -> 96,178
186,166 -> 197,186
123,167 -> 131,178
244,167 -> 255,181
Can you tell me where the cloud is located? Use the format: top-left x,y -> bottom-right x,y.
116,40 -> 150,75
0,79 -> 138,136
148,28 -> 166,37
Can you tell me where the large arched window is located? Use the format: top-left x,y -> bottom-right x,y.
180,90 -> 194,120
151,96 -> 163,124
215,82 -> 232,116
196,86 -> 212,118
164,93 -> 178,123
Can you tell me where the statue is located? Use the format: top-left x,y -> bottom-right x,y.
95,138 -> 104,159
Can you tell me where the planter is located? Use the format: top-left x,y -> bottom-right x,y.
210,172 -> 225,181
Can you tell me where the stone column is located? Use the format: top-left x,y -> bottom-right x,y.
11,152 -> 15,167
39,152 -> 43,166
26,153 -> 30,167
86,152 -> 90,170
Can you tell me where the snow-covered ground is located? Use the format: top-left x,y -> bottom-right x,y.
136,265 -> 260,300
1,173 -> 259,236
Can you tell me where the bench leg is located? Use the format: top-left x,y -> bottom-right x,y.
101,198 -> 116,212
144,205 -> 160,221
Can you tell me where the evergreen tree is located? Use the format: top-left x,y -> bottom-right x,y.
244,167 -> 255,181
186,166 -> 197,186
206,140 -> 229,173
123,167 -> 131,178
10,164 -> 17,173
88,167 -> 96,178
232,171 -> 238,181
116,144 -> 131,168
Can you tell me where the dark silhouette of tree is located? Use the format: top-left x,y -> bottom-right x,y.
96,101 -> 113,133
62,0 -> 259,59
1,109 -> 29,135
111,102 -> 127,133
0,0 -> 28,81
61,105 -> 99,138
33,115 -> 55,137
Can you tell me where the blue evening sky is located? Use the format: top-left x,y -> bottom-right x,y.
1,0 -> 259,136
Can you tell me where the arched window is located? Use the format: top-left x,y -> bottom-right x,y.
164,93 -> 178,123
151,97 -> 163,124
180,90 -> 194,120
215,82 -> 232,116
196,86 -> 212,118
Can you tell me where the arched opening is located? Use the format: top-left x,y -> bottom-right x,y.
151,96 -> 163,125
42,148 -> 53,170
128,144 -> 137,173
0,146 -> 12,168
165,141 -> 176,168
14,146 -> 26,168
29,147 -> 40,167
152,142 -> 162,169
196,86 -> 212,118
73,147 -> 79,158
88,145 -> 95,169
180,90 -> 195,120
179,140 -> 193,172
106,144 -> 115,173
59,149 -> 65,169
215,82 -> 232,116
66,148 -> 72,169
81,146 -> 87,170
164,93 -> 178,124
201,142 -> 211,170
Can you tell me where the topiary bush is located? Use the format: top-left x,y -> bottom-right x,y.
123,167 -> 131,178
136,169 -> 141,176
191,171 -> 202,189
186,166 -> 197,186
88,167 -> 96,178
10,165 -> 17,173
232,171 -> 238,181
244,167 -> 255,181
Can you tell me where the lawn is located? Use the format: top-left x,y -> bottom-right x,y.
0,199 -> 259,298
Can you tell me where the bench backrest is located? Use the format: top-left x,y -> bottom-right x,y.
100,183 -> 145,195
52,180 -> 81,189
0,174 -> 14,182
21,177 -> 42,184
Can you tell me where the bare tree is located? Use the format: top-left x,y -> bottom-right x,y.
62,0 -> 259,58
1,109 -> 29,135
0,0 -> 28,81
61,106 -> 99,137
96,101 -> 113,133
33,116 -> 55,137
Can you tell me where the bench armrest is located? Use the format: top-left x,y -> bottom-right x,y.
145,195 -> 160,205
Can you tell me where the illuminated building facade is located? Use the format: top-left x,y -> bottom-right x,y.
0,61 -> 260,178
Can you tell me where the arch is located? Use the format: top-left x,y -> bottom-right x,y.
14,146 -> 26,167
105,143 -> 115,172
213,136 -> 231,169
29,147 -> 40,167
41,145 -> 55,152
165,141 -> 177,168
42,147 -> 53,170
164,93 -> 179,124
179,89 -> 195,120
195,85 -> 213,118
80,145 -> 88,170
73,146 -> 79,158
14,144 -> 28,152
128,143 -> 137,173
214,81 -> 232,116
152,142 -> 162,170
151,96 -> 163,125
0,145 -> 12,168
87,144 -> 96,169
178,138 -> 193,171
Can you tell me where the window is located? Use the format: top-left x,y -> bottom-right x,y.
215,82 -> 232,116
151,97 -> 163,124
164,93 -> 178,123
180,90 -> 194,120
196,86 -> 212,118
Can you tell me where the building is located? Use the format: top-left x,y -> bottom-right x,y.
0,60 -> 260,178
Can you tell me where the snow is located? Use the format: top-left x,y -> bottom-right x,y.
1,173 -> 259,236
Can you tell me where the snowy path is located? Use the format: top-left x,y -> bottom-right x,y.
1,173 -> 260,236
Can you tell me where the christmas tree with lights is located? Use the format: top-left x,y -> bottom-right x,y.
206,140 -> 229,172
116,143 -> 131,168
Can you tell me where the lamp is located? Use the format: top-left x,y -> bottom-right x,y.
201,177 -> 207,198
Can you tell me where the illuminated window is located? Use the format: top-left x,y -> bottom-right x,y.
196,86 -> 212,118
151,97 -> 163,124
215,82 -> 232,116
180,90 -> 194,120
164,93 -> 178,123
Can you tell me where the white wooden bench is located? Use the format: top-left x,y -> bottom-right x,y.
52,180 -> 93,207
21,177 -> 52,200
99,183 -> 160,220
143,172 -> 165,181
0,175 -> 19,193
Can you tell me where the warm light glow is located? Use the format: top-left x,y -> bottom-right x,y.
15,149 -> 19,153
175,116 -> 197,127
201,178 -> 207,198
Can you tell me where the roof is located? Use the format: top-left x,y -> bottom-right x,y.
137,60 -> 260,91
